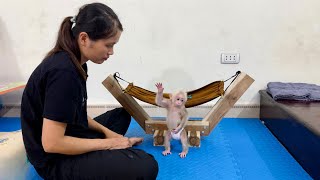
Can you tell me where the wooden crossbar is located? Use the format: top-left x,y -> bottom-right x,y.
145,119 -> 209,135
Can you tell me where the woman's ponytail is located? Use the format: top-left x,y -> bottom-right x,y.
45,16 -> 87,80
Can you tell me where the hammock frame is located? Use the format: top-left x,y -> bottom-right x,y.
102,72 -> 254,147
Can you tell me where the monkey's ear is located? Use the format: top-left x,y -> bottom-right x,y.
169,93 -> 173,99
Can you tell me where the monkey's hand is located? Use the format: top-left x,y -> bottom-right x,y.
162,150 -> 172,156
155,82 -> 164,92
172,126 -> 182,134
172,128 -> 179,134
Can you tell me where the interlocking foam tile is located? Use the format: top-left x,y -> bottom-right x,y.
25,164 -> 43,180
126,118 -> 312,180
0,117 -> 21,132
2,117 -> 312,180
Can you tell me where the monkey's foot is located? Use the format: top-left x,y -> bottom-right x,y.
179,152 -> 187,158
162,150 -> 172,156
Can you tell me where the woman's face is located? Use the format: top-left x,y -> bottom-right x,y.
79,30 -> 122,65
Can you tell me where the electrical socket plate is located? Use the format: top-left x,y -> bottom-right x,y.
221,53 -> 240,64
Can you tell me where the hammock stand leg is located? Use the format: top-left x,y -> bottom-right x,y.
102,74 -> 152,130
202,72 -> 254,133
153,130 -> 166,146
188,131 -> 201,147
152,129 -> 201,147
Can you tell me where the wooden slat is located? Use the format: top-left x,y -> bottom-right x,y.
102,74 -> 152,130
145,119 -> 210,135
203,72 -> 254,133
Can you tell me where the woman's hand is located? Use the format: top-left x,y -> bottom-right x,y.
103,137 -> 142,150
104,136 -> 143,149
129,137 -> 143,146
102,128 -> 143,149
105,137 -> 132,150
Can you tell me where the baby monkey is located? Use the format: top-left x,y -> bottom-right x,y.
155,83 -> 189,158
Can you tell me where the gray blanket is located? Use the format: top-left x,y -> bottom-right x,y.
267,82 -> 320,101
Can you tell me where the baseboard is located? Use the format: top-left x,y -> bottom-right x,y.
87,104 -> 260,118
0,104 -> 260,118
0,105 -> 21,117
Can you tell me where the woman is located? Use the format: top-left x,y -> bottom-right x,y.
21,3 -> 158,179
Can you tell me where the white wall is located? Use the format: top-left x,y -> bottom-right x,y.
1,0 -> 320,106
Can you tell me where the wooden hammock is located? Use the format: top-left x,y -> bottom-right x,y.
123,81 -> 224,108
102,71 -> 254,147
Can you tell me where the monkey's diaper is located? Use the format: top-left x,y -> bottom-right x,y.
171,129 -> 183,140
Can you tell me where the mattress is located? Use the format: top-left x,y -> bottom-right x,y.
0,130 -> 30,180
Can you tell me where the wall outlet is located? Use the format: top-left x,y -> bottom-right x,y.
221,53 -> 240,64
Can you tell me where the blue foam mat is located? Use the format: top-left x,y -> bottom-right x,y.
1,117 -> 312,180
0,117 -> 21,131
126,118 -> 311,180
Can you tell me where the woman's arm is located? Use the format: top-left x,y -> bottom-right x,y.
41,118 -> 131,155
87,116 -> 122,138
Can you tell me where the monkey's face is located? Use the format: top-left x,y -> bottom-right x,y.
173,94 -> 186,107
